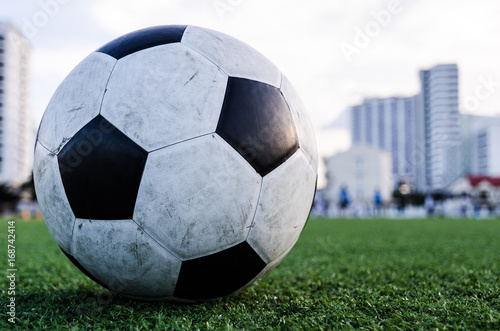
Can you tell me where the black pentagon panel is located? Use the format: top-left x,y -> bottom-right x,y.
96,25 -> 187,60
173,241 -> 266,301
58,115 -> 147,220
60,247 -> 109,290
216,77 -> 299,177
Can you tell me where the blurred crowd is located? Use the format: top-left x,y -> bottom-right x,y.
312,187 -> 500,220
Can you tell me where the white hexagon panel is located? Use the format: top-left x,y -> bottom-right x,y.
181,26 -> 282,88
101,43 -> 228,152
70,219 -> 182,301
133,134 -> 262,260
281,75 -> 319,171
36,52 -> 116,153
247,150 -> 317,264
33,143 -> 76,253
33,25 -> 318,302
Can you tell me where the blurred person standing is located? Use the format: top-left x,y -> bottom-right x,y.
373,189 -> 383,217
338,186 -> 350,217
425,194 -> 435,218
459,192 -> 470,218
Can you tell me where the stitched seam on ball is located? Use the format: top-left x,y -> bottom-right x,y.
98,60 -> 118,116
130,218 -> 183,262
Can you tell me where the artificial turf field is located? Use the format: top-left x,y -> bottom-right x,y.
1,217 -> 499,330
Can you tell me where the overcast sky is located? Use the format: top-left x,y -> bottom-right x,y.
2,0 -> 500,165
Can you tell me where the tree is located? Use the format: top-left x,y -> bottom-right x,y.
0,184 -> 20,202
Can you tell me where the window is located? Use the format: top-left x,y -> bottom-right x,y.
378,103 -> 385,149
352,106 -> 361,143
365,104 -> 372,144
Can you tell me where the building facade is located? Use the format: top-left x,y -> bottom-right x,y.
350,64 -> 461,192
475,127 -> 500,175
461,114 -> 500,177
324,145 -> 393,207
351,96 -> 419,189
0,22 -> 33,186
449,175 -> 500,209
418,64 -> 461,191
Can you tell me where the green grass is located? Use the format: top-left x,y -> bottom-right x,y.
1,217 -> 499,330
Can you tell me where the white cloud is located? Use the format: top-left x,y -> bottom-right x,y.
89,0 -> 213,35
4,0 -> 500,160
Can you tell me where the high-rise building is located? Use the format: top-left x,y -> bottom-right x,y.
350,64 -> 461,193
461,114 -> 500,176
418,64 -> 461,191
351,96 -> 419,189
0,22 -> 33,186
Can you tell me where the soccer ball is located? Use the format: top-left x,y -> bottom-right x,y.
34,25 -> 318,302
